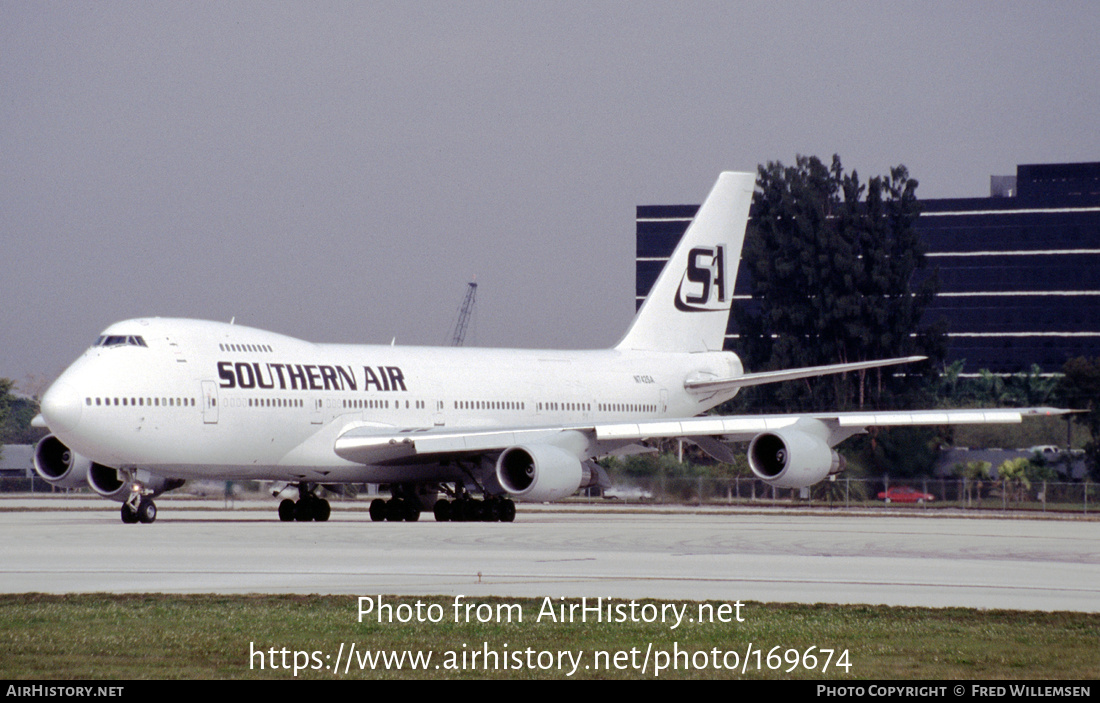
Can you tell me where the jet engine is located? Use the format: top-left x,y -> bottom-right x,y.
747,428 -> 844,489
495,444 -> 589,502
34,435 -> 96,490
34,435 -> 182,502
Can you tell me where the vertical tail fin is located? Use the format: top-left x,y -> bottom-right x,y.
615,171 -> 754,353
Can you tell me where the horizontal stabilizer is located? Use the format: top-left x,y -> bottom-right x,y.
685,356 -> 927,394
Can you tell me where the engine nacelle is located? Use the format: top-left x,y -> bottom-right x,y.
495,444 -> 585,502
34,435 -> 182,502
748,428 -> 844,489
34,435 -> 95,490
86,463 -> 127,501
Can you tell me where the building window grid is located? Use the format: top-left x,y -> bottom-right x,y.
636,165 -> 1100,373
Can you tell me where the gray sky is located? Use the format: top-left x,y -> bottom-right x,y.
3,1 -> 1098,387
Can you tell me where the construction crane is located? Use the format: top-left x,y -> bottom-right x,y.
449,280 -> 478,346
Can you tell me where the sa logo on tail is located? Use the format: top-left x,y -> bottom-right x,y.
675,244 -> 727,312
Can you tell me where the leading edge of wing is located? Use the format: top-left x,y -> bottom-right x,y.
332,407 -> 1069,464
685,356 -> 927,394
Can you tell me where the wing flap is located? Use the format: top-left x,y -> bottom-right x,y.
334,425 -> 578,464
594,415 -> 813,443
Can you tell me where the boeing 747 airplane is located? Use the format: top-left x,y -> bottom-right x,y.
33,172 -> 1062,523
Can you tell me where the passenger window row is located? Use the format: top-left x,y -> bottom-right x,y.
457,400 -> 526,410
342,399 -> 428,410
85,396 -> 194,407
247,398 -> 303,408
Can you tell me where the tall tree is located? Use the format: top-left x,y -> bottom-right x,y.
733,155 -> 944,412
1056,356 -> 1100,480
0,378 -> 46,446
0,379 -> 12,462
0,378 -> 12,431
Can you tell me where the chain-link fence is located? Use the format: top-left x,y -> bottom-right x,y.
0,476 -> 54,493
597,476 -> 1097,513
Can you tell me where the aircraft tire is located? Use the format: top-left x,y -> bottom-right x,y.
384,498 -> 406,522
500,499 -> 516,523
137,498 -> 157,524
121,503 -> 139,524
433,499 -> 452,522
452,499 -> 470,522
470,500 -> 485,522
314,498 -> 331,522
369,499 -> 386,522
294,498 -> 314,522
278,499 -> 295,522
483,500 -> 500,522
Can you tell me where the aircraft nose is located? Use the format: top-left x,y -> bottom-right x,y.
40,380 -> 83,434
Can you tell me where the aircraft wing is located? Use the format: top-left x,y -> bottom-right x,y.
594,407 -> 1066,446
333,406 -> 1068,465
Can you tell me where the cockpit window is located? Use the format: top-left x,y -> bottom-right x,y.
95,335 -> 147,348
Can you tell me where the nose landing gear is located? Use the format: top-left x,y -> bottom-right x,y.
121,492 -> 156,524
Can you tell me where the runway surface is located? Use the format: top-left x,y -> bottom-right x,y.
2,497 -> 1099,612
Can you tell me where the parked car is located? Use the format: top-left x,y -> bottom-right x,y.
602,485 -> 654,501
1028,445 -> 1060,454
878,486 -> 935,503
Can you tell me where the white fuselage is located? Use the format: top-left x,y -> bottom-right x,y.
43,317 -> 742,482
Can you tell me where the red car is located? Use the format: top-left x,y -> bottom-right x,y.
878,486 -> 935,503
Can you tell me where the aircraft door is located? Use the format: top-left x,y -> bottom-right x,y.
201,381 -> 219,424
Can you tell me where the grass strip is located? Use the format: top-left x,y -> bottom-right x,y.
1,594 -> 1097,680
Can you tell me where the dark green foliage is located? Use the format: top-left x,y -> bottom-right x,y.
732,155 -> 944,413
938,362 -> 1059,407
600,445 -> 748,480
0,378 -> 11,432
2,396 -> 46,445
849,426 -> 943,478
0,379 -> 45,446
1056,356 -> 1100,480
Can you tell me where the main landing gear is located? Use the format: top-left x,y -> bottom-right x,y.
366,495 -> 516,522
120,492 -> 157,524
369,497 -> 420,522
278,482 -> 331,522
432,496 -> 515,523
366,483 -> 516,523
368,483 -> 434,522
